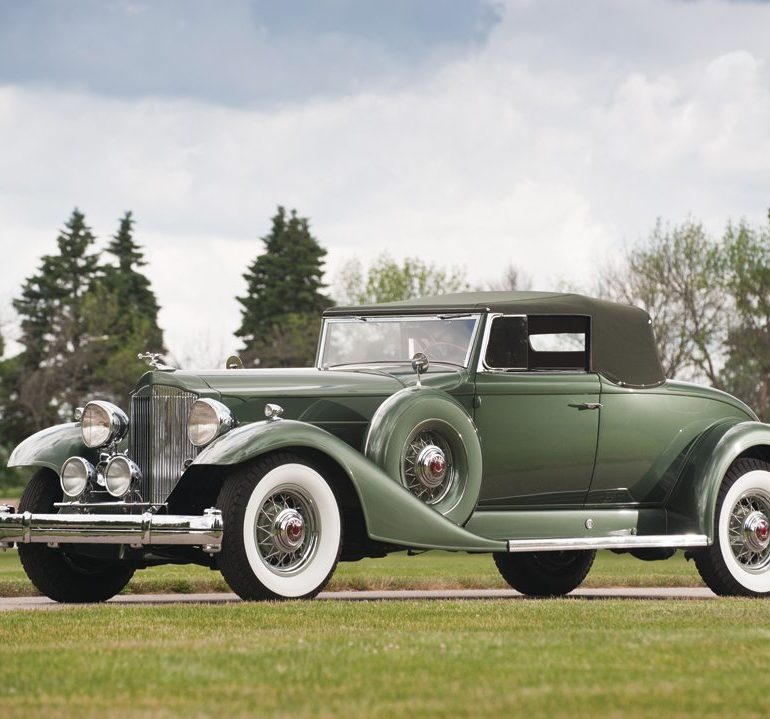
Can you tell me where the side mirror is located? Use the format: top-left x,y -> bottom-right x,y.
411,352 -> 430,387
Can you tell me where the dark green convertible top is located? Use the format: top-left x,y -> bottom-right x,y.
325,291 -> 665,388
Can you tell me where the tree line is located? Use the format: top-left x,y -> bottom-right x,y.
1,204 -> 769,490
598,213 -> 770,419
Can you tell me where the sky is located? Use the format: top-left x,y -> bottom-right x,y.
1,0 -> 769,364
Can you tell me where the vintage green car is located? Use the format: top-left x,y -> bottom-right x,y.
3,291 -> 770,601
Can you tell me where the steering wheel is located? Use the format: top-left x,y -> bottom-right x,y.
424,342 -> 467,362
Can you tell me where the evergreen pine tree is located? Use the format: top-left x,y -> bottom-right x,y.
11,209 -> 102,425
236,207 -> 331,366
102,211 -> 164,349
88,212 -> 165,402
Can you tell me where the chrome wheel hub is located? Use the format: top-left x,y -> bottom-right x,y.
404,430 -> 455,504
415,445 -> 447,489
743,511 -> 770,553
255,487 -> 318,574
728,491 -> 770,571
272,508 -> 306,552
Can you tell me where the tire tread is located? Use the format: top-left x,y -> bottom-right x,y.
493,550 -> 595,597
693,457 -> 770,597
17,470 -> 134,603
216,452 -> 342,601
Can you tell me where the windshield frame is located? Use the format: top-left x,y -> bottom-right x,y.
316,313 -> 483,370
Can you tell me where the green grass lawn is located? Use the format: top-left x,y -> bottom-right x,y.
0,546 -> 705,597
0,598 -> 766,718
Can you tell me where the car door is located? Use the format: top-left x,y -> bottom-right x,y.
473,314 -> 601,509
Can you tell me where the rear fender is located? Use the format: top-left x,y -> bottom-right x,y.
190,419 -> 504,552
7,423 -> 97,477
667,420 -> 770,540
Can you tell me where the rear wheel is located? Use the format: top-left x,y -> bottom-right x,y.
217,453 -> 342,600
493,550 -> 595,597
694,458 -> 770,597
17,469 -> 135,603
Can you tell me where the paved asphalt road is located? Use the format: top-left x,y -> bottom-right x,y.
0,587 -> 716,610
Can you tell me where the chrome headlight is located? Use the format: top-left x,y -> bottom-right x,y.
60,456 -> 95,498
104,455 -> 141,498
81,401 -> 129,449
187,398 -> 234,447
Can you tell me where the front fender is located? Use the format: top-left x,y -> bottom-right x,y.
192,419 -> 505,552
667,420 -> 770,541
8,423 -> 97,476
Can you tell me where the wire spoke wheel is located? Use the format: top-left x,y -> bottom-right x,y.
693,459 -> 770,596
726,490 -> 770,572
255,486 -> 319,575
403,428 -> 456,505
365,387 -> 483,524
217,456 -> 342,600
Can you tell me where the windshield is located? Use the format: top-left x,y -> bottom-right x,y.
319,315 -> 480,368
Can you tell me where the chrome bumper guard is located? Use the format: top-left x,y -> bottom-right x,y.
0,504 -> 223,555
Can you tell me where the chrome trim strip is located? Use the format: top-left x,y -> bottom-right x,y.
53,501 -> 166,509
476,313 -> 528,373
506,534 -> 709,552
317,314 -> 482,369
0,506 -> 223,554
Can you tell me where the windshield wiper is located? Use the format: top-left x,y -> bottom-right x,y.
322,360 -> 405,369
438,313 -> 473,320
426,360 -> 465,368
322,359 -> 465,370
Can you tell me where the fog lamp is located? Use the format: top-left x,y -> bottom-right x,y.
60,457 -> 95,498
104,455 -> 141,498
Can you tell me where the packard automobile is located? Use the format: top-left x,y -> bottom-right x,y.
4,292 -> 770,601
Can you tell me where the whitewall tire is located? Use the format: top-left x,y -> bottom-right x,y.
694,458 -> 770,597
217,454 -> 342,600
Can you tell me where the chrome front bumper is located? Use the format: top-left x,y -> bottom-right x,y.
0,504 -> 223,555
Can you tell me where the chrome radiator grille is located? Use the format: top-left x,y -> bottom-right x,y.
129,385 -> 199,504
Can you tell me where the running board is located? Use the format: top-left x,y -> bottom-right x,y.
506,534 -> 708,553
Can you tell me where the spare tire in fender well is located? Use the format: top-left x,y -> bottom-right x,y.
364,386 -> 482,525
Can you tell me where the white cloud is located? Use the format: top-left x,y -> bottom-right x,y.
1,0 -> 769,363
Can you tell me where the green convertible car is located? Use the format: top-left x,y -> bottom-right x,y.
3,291 -> 770,601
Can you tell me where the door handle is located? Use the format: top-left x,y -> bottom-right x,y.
569,402 -> 602,410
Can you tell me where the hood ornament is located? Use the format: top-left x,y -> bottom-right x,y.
137,352 -> 176,372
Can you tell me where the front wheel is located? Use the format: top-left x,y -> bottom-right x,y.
17,469 -> 135,603
493,550 -> 595,597
216,453 -> 342,600
694,458 -> 770,596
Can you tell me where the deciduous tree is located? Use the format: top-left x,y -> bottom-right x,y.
720,214 -> 770,419
597,220 -> 725,383
336,254 -> 469,305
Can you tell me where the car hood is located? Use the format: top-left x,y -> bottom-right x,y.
180,368 -> 405,398
135,365 -> 469,397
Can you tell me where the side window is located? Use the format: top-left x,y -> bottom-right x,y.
527,315 -> 590,371
483,314 -> 591,372
484,316 -> 528,369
